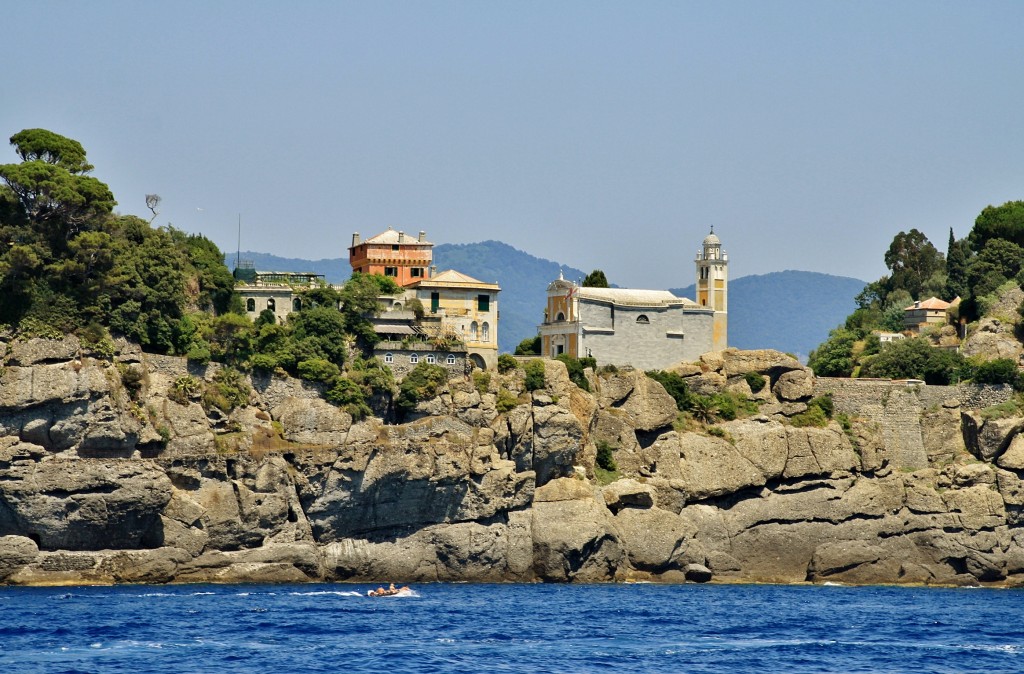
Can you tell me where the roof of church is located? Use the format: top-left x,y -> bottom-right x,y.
361,227 -> 432,245
577,287 -> 698,307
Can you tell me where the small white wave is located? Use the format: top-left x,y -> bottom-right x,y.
288,590 -> 364,597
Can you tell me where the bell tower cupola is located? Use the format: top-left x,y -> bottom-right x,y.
695,226 -> 728,351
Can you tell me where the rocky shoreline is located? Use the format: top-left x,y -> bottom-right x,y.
1,337 -> 1023,587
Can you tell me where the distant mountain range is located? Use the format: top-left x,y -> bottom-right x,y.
231,245 -> 864,360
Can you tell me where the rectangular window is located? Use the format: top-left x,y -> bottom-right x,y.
384,267 -> 398,277
477,294 -> 490,312
411,267 -> 423,277
431,292 -> 440,312
392,244 -> 400,251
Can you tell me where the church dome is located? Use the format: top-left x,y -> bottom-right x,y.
703,230 -> 720,246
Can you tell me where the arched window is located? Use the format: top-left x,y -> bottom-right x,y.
246,298 -> 256,312
482,322 -> 490,342
384,353 -> 394,364
636,315 -> 650,324
293,298 -> 302,312
470,321 -> 479,340
410,353 -> 419,364
556,312 -> 565,321
426,354 -> 436,364
267,298 -> 276,312
446,354 -> 456,365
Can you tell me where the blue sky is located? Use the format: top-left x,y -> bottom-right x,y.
4,1 -> 1023,290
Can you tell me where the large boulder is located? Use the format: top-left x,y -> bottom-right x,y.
0,459 -> 171,550
531,478 -> 625,581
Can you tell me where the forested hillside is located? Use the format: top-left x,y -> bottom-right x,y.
672,271 -> 865,360
808,206 -> 1024,387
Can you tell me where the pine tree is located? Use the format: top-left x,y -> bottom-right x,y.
945,228 -> 969,300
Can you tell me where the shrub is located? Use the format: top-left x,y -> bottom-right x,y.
972,358 -> 1023,390
579,356 -> 597,371
514,336 -> 541,355
249,353 -> 278,372
169,375 -> 201,405
201,367 -> 250,414
646,370 -> 691,411
807,394 -> 834,419
472,370 -> 491,394
524,360 -> 546,391
744,371 -> 767,393
186,340 -> 212,364
117,363 -> 146,400
325,377 -> 372,420
496,388 -> 519,413
297,358 -> 341,383
497,354 -> 519,373
555,354 -> 590,392
791,405 -> 828,428
595,440 -> 617,472
396,362 -> 449,417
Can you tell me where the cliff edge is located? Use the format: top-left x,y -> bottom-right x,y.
1,337 -> 1022,587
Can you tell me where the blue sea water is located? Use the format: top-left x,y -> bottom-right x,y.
0,583 -> 1021,673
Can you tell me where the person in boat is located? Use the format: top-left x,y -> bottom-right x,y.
369,583 -> 401,597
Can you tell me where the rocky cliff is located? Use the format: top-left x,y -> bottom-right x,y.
2,337 -> 1023,587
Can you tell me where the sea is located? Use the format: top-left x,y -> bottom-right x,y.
0,582 -> 1021,673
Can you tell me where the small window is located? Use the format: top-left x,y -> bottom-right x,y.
384,353 -> 394,364
482,322 -> 490,342
267,298 -> 276,311
410,353 -> 419,364
293,298 -> 302,311
556,312 -> 565,321
477,294 -> 490,312
446,354 -> 456,365
470,321 -> 479,340
411,267 -> 423,277
392,244 -> 400,251
426,354 -> 436,364
636,315 -> 650,324
384,267 -> 398,277
431,292 -> 440,312
246,298 -> 256,312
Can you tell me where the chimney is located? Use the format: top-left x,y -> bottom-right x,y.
398,231 -> 405,243
351,232 -> 361,247
418,230 -> 426,242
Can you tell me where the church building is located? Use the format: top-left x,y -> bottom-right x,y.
538,229 -> 727,370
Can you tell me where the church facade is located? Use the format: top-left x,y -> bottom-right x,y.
538,230 -> 727,370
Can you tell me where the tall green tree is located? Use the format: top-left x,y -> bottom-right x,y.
582,269 -> 609,288
968,201 -> 1024,252
0,129 -> 115,248
944,228 -> 970,300
883,229 -> 945,300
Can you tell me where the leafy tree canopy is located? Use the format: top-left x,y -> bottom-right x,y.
582,269 -> 609,288
883,229 -> 945,300
968,200 -> 1024,252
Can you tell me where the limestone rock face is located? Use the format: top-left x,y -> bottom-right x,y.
596,371 -> 677,432
2,340 -> 1024,588
0,460 -> 171,550
719,349 -> 803,377
961,317 -> 1024,362
531,478 -> 625,582
0,536 -> 39,580
773,369 -> 814,402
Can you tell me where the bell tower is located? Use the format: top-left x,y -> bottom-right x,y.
696,227 -> 728,351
